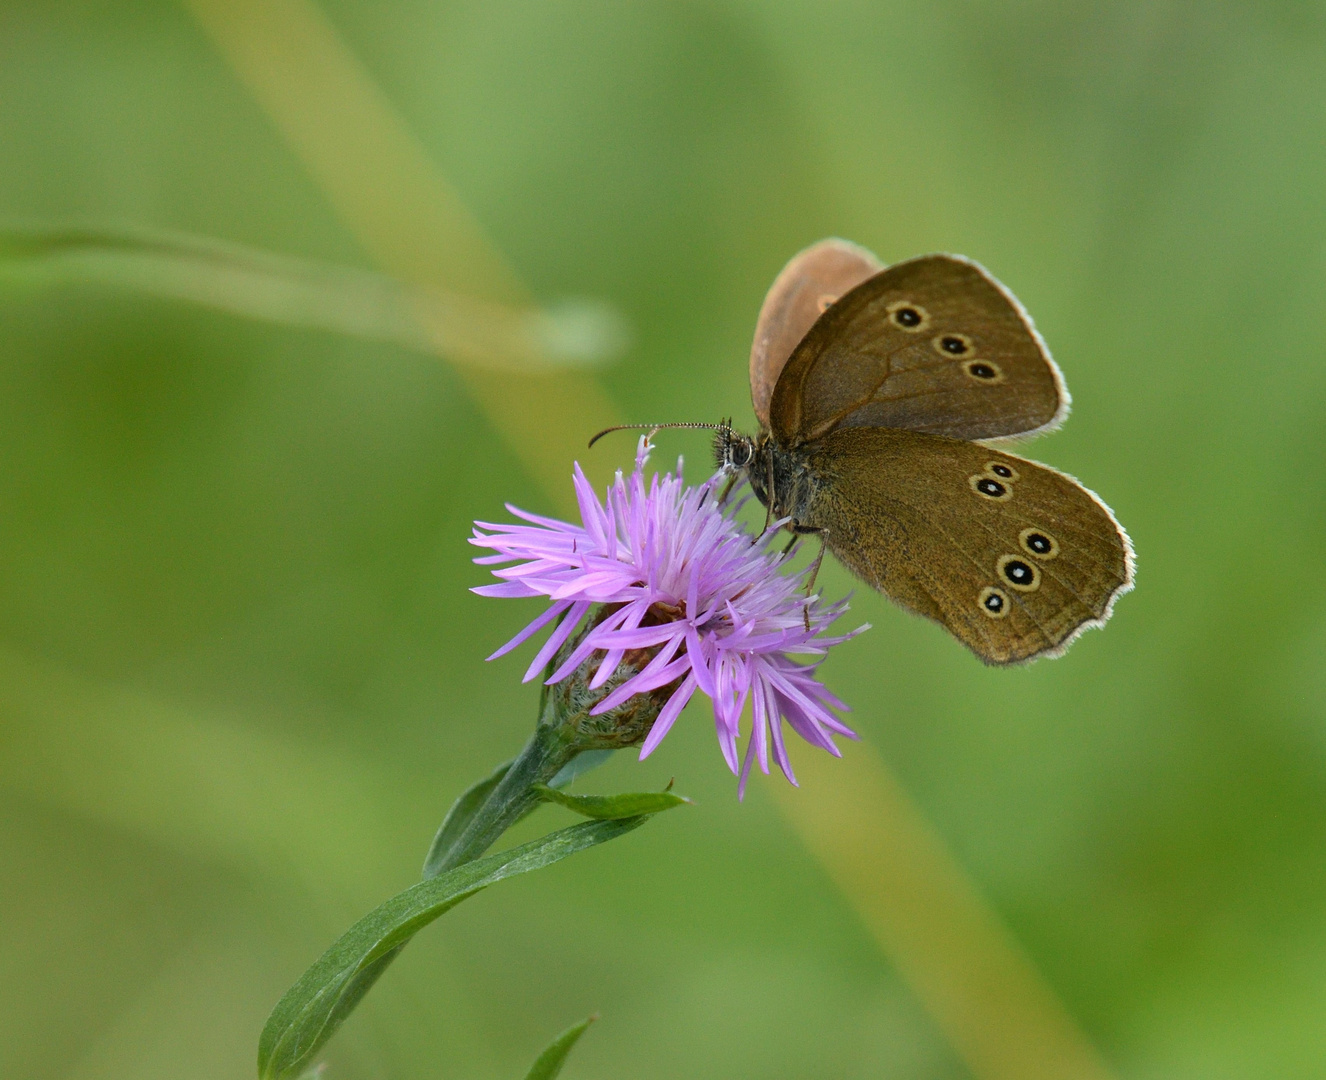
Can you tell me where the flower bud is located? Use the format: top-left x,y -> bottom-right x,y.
539,604 -> 682,750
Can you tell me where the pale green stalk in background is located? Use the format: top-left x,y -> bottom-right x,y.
0,225 -> 628,372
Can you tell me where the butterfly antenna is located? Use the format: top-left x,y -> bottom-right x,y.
588,421 -> 729,449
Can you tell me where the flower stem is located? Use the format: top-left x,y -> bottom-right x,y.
427,720 -> 581,876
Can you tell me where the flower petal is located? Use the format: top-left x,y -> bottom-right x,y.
522,600 -> 591,683
770,712 -> 798,787
684,623 -> 717,698
638,673 -> 697,759
591,649 -> 689,713
486,600 -> 573,661
737,734 -> 758,801
471,582 -> 542,599
546,603 -> 634,684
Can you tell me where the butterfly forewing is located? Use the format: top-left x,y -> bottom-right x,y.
749,238 -> 884,429
769,255 -> 1066,445
796,428 -> 1132,664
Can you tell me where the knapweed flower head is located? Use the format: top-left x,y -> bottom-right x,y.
471,438 -> 866,796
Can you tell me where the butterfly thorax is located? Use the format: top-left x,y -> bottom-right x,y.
716,427 -> 816,525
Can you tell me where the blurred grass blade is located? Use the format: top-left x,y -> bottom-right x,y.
183,0 -> 627,501
421,759 -> 513,879
0,224 -> 627,370
776,745 -> 1116,1080
183,0 -> 523,301
523,1016 -> 596,1080
259,816 -> 646,1080
533,783 -> 691,819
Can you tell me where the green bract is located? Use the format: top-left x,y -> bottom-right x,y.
533,782 -> 691,819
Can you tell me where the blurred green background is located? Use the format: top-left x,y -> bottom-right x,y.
3,1 -> 1326,1078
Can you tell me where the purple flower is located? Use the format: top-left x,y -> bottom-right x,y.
471,438 -> 866,797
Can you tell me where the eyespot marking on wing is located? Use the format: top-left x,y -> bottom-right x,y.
816,293 -> 839,313
978,586 -> 1010,618
963,359 -> 1005,383
970,475 -> 1012,501
985,461 -> 1019,482
997,554 -> 1041,592
1019,528 -> 1059,559
886,301 -> 930,332
933,333 -> 973,356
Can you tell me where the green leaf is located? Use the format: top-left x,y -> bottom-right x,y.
523,1016 -> 596,1080
532,783 -> 691,819
259,816 -> 646,1080
548,748 -> 615,790
0,224 -> 628,369
421,758 -> 512,878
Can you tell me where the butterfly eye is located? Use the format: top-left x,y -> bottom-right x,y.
1019,528 -> 1059,559
997,554 -> 1041,592
969,475 -> 1012,501
886,301 -> 930,332
933,333 -> 973,356
985,461 -> 1020,482
978,586 -> 1010,618
963,360 -> 1005,383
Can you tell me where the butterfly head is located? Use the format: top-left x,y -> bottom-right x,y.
712,422 -> 758,474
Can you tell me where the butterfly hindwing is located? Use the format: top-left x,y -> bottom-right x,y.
796,428 -> 1132,664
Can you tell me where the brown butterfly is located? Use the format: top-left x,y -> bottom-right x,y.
600,239 -> 1134,664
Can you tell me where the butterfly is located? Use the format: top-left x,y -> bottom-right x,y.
598,239 -> 1134,664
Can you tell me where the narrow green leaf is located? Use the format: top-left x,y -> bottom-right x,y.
421,759 -> 512,878
258,816 -> 645,1080
0,224 -> 627,369
533,783 -> 691,819
523,1016 -> 596,1080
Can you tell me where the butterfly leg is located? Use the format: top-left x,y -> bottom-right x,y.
758,448 -> 778,537
796,528 -> 827,590
718,472 -> 739,505
788,523 -> 827,630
